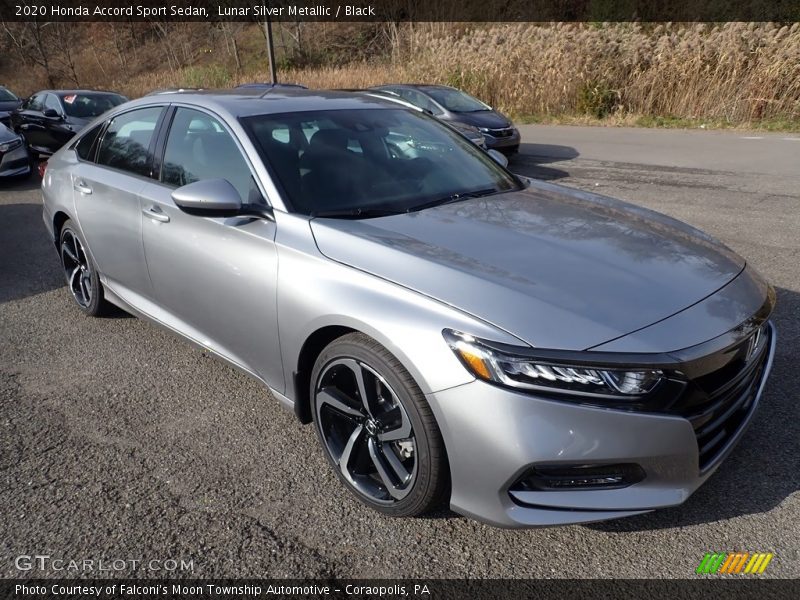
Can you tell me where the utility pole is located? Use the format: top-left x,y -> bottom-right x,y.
264,18 -> 277,84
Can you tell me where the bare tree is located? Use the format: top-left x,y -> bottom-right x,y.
2,21 -> 56,87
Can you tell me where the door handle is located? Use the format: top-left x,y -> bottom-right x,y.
73,181 -> 92,195
143,206 -> 170,223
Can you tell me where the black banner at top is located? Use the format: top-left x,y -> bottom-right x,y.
0,0 -> 799,22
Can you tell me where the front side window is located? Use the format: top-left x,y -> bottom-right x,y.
397,89 -> 442,115
96,106 -> 163,177
161,108 -> 262,204
244,108 -> 519,215
44,94 -> 62,114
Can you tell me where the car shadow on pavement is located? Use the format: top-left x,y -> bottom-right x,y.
0,200 -> 65,304
0,200 -> 128,317
509,143 -> 578,181
585,286 -> 799,532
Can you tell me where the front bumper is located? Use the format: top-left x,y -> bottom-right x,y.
483,127 -> 520,151
428,323 -> 776,528
0,143 -> 30,177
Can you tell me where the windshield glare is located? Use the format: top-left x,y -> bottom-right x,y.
245,108 -> 519,216
0,88 -> 18,102
61,93 -> 126,118
423,87 -> 490,113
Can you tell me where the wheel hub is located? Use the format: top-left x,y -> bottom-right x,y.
364,418 -> 380,437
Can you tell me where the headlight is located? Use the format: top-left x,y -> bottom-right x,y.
443,329 -> 664,398
0,138 -> 22,153
478,127 -> 490,133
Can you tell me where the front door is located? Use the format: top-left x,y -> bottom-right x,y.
140,106 -> 283,388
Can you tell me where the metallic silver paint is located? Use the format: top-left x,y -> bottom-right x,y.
41,90 -> 776,527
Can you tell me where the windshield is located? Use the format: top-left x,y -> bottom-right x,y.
244,108 -> 520,216
0,88 -> 18,102
422,87 -> 490,113
60,93 -> 126,118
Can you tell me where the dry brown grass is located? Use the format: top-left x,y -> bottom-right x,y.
4,23 -> 798,126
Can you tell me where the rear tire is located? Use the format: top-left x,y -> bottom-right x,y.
59,219 -> 108,317
310,333 -> 449,517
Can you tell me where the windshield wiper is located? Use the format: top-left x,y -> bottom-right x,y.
311,207 -> 402,219
407,188 -> 500,213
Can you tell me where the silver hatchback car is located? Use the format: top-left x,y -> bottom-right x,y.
41,90 -> 775,528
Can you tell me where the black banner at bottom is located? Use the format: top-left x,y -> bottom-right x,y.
1,579 -> 798,600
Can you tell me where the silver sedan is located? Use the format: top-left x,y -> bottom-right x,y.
41,90 -> 775,527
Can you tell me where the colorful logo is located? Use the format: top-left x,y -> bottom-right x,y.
696,552 -> 774,574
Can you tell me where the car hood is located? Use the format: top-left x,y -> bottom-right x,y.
451,110 -> 512,129
0,123 -> 18,142
0,101 -> 20,112
310,181 -> 746,350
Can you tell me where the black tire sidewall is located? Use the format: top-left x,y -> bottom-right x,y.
59,221 -> 105,316
310,334 -> 446,517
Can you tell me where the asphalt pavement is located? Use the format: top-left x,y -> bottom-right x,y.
1,125 -> 798,579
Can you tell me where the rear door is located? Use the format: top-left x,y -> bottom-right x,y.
72,105 -> 166,305
139,106 -> 282,387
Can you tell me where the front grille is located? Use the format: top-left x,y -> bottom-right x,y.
489,128 -> 514,138
670,325 -> 771,471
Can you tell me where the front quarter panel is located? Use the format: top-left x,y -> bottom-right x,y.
274,211 -> 525,400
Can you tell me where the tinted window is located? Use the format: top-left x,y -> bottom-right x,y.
44,94 -> 62,114
244,108 -> 519,215
422,87 -> 490,113
0,88 -> 17,102
96,107 -> 162,177
61,93 -> 127,119
75,124 -> 104,161
161,108 -> 262,204
397,89 -> 442,115
27,94 -> 45,112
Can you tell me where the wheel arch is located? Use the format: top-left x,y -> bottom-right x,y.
52,210 -> 71,246
293,325 -> 357,424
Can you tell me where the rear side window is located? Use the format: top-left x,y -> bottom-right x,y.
96,107 -> 163,177
74,124 -> 104,162
160,107 -> 262,204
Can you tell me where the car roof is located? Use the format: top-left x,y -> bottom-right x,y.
123,88 -> 405,118
32,89 -> 125,96
373,84 -> 455,92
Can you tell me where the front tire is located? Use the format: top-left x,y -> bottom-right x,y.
311,333 -> 449,517
59,220 -> 108,317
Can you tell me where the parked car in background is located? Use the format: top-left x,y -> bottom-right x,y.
0,121 -> 30,179
41,89 -> 775,528
369,84 -> 520,154
0,86 -> 23,127
355,88 -> 487,149
11,90 -> 127,158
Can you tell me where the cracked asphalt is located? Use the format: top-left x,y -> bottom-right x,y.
1,125 -> 798,579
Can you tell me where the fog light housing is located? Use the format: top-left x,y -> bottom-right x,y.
511,463 -> 645,491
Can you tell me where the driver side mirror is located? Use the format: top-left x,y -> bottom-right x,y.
43,108 -> 61,119
172,178 -> 272,219
487,149 -> 509,168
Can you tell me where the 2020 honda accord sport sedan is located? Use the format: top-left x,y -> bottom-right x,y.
41,89 -> 775,527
